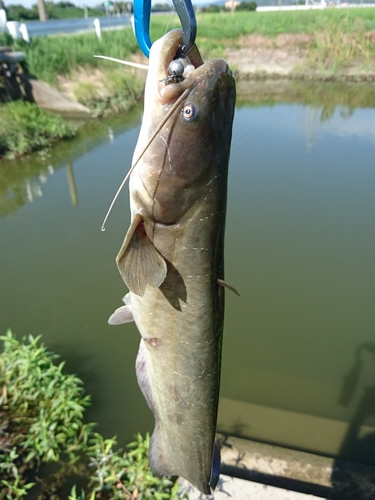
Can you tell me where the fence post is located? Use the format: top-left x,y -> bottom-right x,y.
93,18 -> 101,40
19,23 -> 30,43
6,21 -> 22,39
0,8 -> 7,30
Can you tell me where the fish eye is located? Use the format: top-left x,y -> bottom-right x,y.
182,103 -> 198,122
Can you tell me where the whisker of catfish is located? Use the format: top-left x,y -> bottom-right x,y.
93,55 -> 148,70
101,87 -> 192,231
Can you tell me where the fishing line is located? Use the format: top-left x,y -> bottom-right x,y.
101,86 -> 192,231
164,0 -> 177,37
93,55 -> 148,115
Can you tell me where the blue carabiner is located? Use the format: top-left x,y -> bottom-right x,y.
134,0 -> 152,58
134,0 -> 197,59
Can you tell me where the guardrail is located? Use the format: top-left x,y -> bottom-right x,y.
0,12 -> 131,40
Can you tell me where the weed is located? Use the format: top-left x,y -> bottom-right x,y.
304,16 -> 375,75
0,331 -> 181,499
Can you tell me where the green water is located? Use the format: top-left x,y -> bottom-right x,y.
1,81 -> 375,466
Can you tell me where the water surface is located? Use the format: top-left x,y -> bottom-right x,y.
1,81 -> 374,466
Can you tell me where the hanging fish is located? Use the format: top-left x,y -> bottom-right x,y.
108,28 -> 236,494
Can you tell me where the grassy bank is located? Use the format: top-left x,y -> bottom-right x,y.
2,7 -> 375,157
0,331 -> 180,499
14,7 -> 375,83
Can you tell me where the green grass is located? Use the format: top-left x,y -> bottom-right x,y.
152,8 -> 375,40
8,7 -> 375,85
0,101 -> 76,158
16,28 -> 140,84
150,9 -> 375,61
304,17 -> 375,74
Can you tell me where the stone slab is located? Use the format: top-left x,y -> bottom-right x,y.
179,475 -> 327,499
218,435 -> 375,500
27,78 -> 91,115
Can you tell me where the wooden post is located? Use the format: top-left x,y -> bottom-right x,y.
37,0 -> 48,21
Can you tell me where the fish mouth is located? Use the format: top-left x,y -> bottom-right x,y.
157,28 -> 203,78
148,29 -> 212,105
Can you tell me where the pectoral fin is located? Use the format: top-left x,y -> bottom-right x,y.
117,214 -> 167,296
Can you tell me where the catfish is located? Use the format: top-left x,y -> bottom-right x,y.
109,28 -> 236,494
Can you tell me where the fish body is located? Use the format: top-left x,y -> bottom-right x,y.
109,29 -> 235,494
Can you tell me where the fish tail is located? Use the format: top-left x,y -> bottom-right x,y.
149,424 -> 217,495
210,440 -> 221,491
136,339 -> 218,494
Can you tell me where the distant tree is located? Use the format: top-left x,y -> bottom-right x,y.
44,1 -> 55,16
237,0 -> 257,9
152,3 -> 172,11
6,4 -> 39,20
206,3 -> 221,12
56,1 -> 76,7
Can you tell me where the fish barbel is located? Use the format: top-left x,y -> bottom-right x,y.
109,29 -> 236,494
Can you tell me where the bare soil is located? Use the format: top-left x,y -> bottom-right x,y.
226,33 -> 375,81
226,34 -> 312,79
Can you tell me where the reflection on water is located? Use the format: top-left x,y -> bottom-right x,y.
0,82 -> 374,467
66,163 -> 78,207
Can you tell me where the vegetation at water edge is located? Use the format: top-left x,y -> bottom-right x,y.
0,101 -> 76,158
0,331 -> 181,499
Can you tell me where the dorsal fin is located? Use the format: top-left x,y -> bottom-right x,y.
117,215 -> 167,296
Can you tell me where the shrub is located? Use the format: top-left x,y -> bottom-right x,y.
0,331 -> 181,499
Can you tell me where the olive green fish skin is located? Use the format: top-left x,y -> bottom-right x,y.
113,29 -> 235,494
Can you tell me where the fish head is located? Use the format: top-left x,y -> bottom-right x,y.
130,29 -> 236,225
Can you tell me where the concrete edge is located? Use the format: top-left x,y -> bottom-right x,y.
217,434 -> 375,500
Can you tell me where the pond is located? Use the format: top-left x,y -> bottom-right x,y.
1,80 -> 375,467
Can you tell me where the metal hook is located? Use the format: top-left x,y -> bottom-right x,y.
172,0 -> 197,56
133,0 -> 197,58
